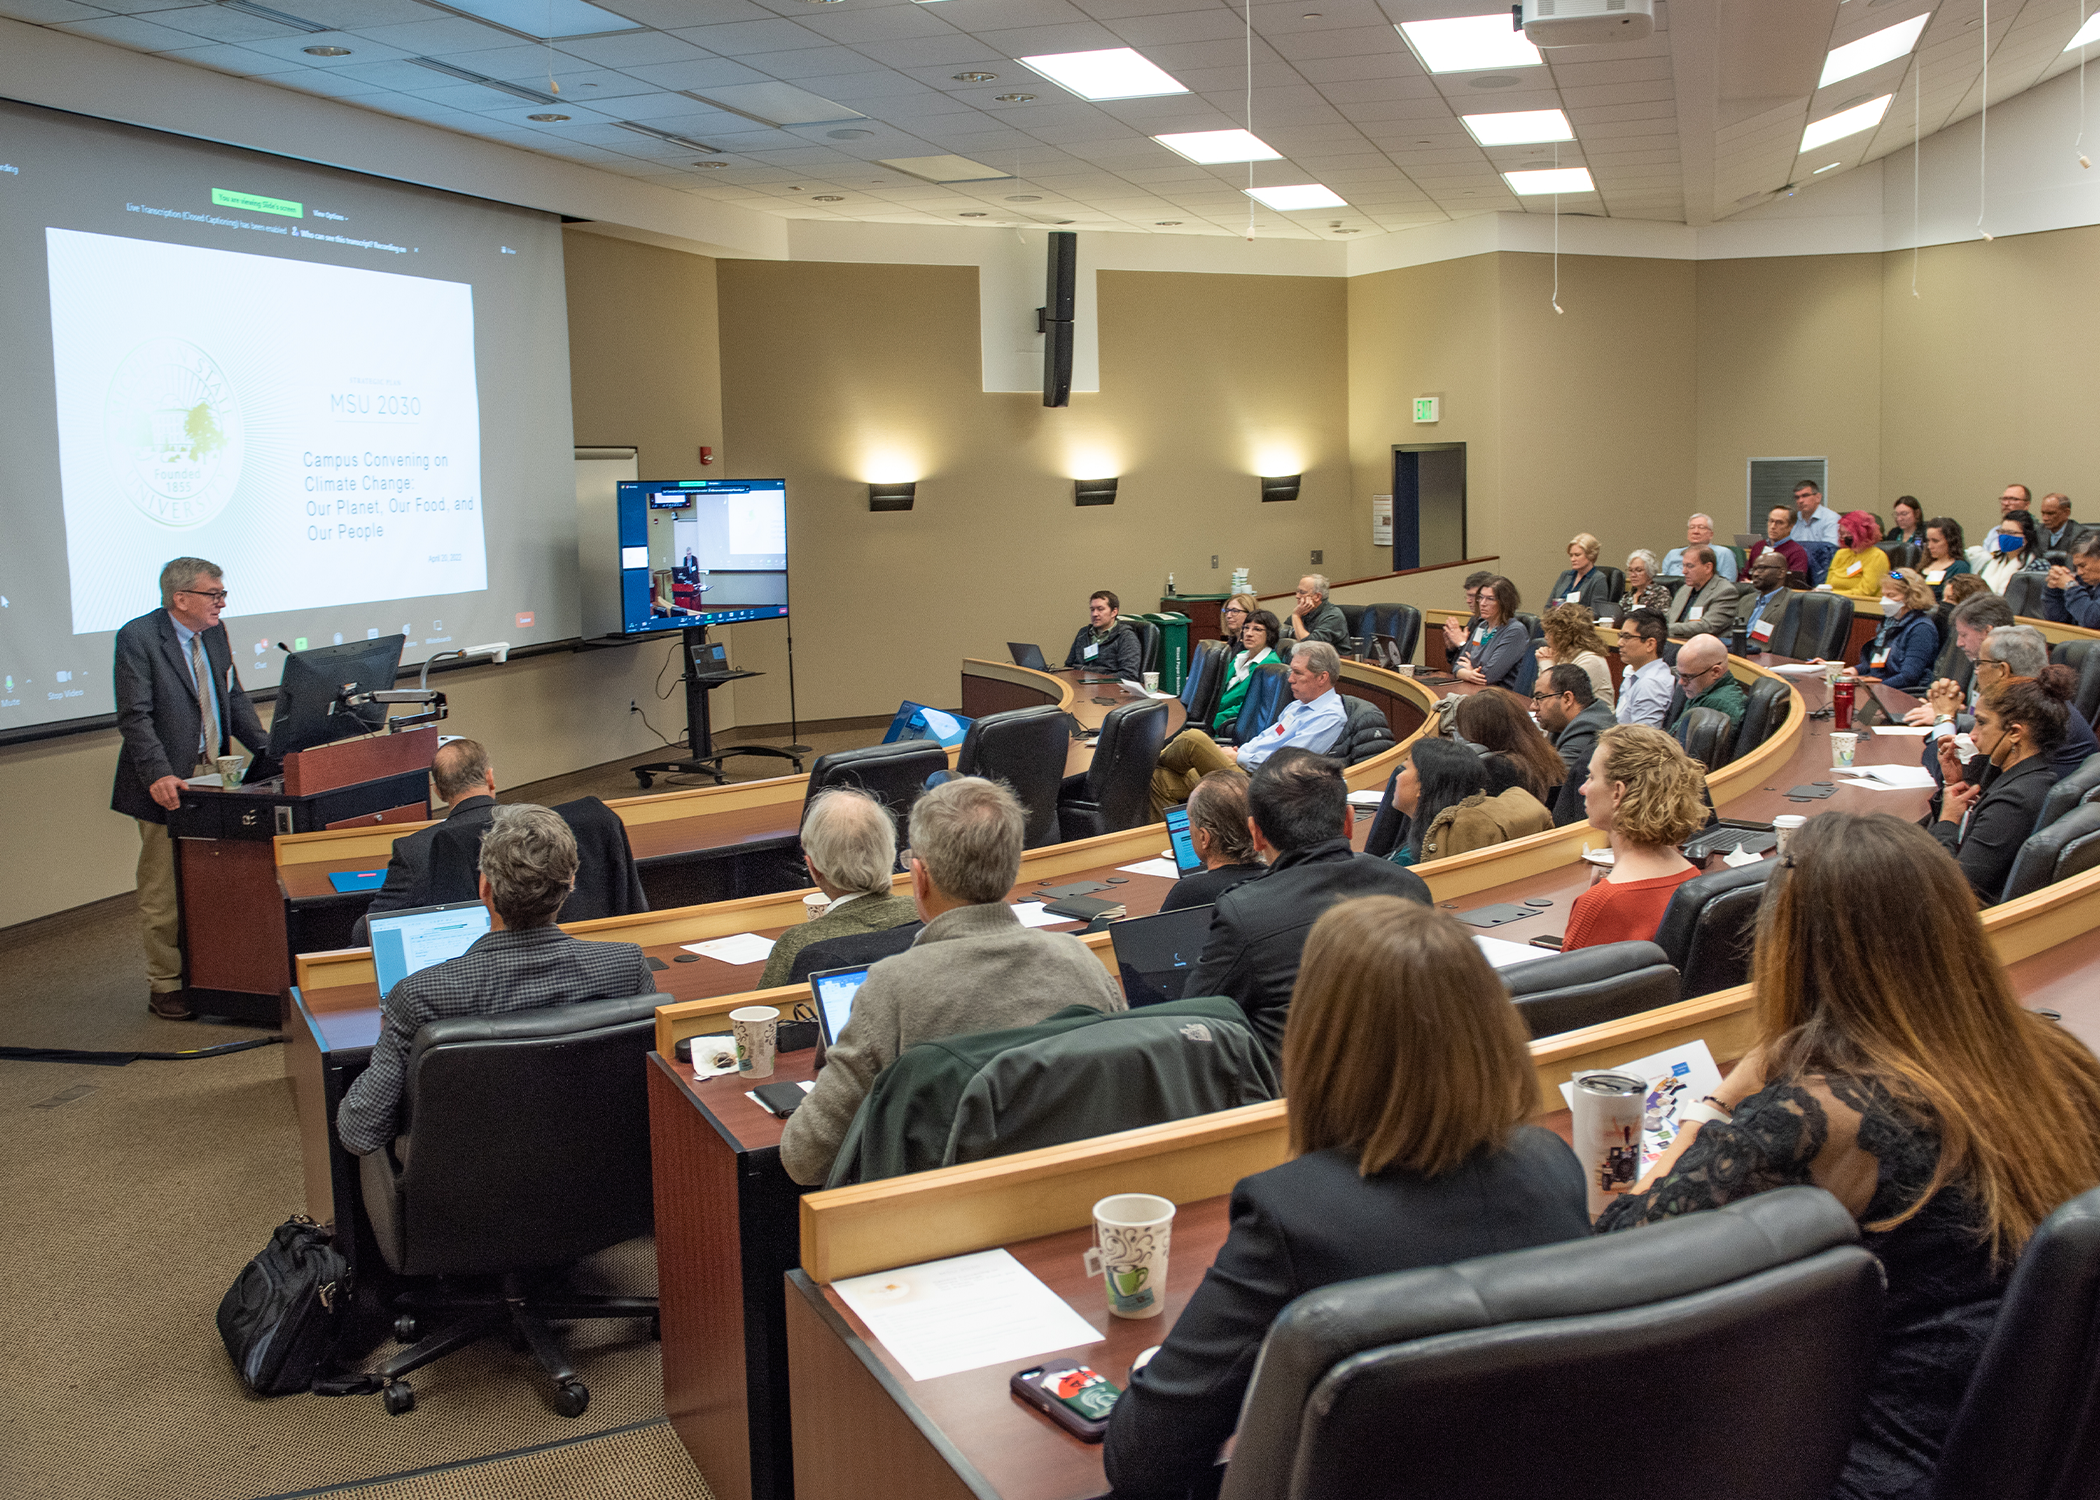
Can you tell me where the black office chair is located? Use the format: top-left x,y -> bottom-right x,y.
1879,541 -> 1920,570
1177,639 -> 1230,732
1057,698 -> 1172,839
1802,540 -> 1837,587
1219,1187 -> 1882,1500
1362,603 -> 1422,664
1515,610 -> 1544,642
1598,565 -> 1627,599
1653,859 -> 1774,996
2003,571 -> 2049,620
357,993 -> 662,1417
1229,663 -> 1290,744
1677,705 -> 1735,773
2036,752 -> 2100,832
787,920 -> 922,984
1332,695 -> 1397,766
1770,592 -> 1854,661
801,740 -> 946,832
2067,645 -> 2100,728
1731,676 -> 1791,759
1121,617 -> 1161,677
1334,603 -> 1367,650
1930,1185 -> 2100,1500
1502,940 -> 1680,1039
426,797 -> 648,921
1931,609 -> 1974,697
1997,803 -> 2100,903
950,704 -> 1071,848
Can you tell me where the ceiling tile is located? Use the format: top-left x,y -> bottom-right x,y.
622,54 -> 774,86
54,11 -> 215,47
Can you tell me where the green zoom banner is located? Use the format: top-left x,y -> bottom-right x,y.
210,188 -> 303,219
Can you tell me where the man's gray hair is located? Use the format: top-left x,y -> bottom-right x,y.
431,738 -> 492,803
477,803 -> 577,928
159,557 -> 223,607
1985,625 -> 2050,679
907,777 -> 1023,905
1688,513 -> 1714,529
1953,593 -> 2017,635
1300,573 -> 1331,600
1294,640 -> 1341,681
802,789 -> 898,898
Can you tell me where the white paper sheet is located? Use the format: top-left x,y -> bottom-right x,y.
1771,663 -> 1830,676
1117,858 -> 1183,879
1346,789 -> 1386,808
678,932 -> 777,965
1474,935 -> 1553,970
833,1249 -> 1104,1382
1009,902 -> 1070,929
1871,725 -> 1932,737
1561,1040 -> 1722,1170
1844,763 -> 1938,789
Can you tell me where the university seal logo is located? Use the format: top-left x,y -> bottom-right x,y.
103,337 -> 243,526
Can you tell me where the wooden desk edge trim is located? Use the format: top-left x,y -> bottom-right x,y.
961,659 -> 1079,714
1257,556 -> 1499,602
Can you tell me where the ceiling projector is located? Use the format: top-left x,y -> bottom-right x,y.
1517,0 -> 1656,47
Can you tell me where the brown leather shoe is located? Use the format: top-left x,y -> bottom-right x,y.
148,990 -> 195,1021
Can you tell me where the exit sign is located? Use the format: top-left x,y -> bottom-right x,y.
1413,397 -> 1440,423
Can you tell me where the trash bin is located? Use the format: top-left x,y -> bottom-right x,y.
1137,613 -> 1191,694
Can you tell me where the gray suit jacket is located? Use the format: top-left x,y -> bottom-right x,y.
1666,577 -> 1743,639
110,609 -> 268,823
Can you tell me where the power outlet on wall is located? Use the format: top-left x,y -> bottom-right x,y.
630,700 -> 639,714
1310,550 -> 1322,564
1210,555 -> 1219,568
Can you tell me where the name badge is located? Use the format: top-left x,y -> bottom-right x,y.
1083,644 -> 1099,660
1926,567 -> 1947,583
1871,649 -> 1891,669
1750,617 -> 1774,643
1687,605 -> 1705,622
1565,593 -> 1581,604
1844,560 -> 1863,577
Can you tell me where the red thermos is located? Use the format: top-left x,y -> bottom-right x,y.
1833,679 -> 1855,730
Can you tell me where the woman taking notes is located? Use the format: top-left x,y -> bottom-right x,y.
1103,897 -> 1589,1499
1209,609 -> 1282,737
1599,813 -> 2100,1500
1562,725 -> 1707,950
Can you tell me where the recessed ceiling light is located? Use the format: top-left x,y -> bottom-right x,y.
1155,219 -> 1182,225
527,112 -> 569,121
1801,94 -> 1892,152
1819,14 -> 1929,88
1503,166 -> 1594,195
1812,162 -> 1842,174
1245,183 -> 1347,210
1153,129 -> 1280,164
303,43 -> 351,55
953,71 -> 997,81
2068,12 -> 2100,49
960,211 -> 989,217
813,194 -> 844,200
1460,108 -> 1572,146
1005,194 -> 1042,201
1334,227 -> 1359,233
694,160 -> 726,169
1397,15 -> 1542,74
1017,48 -> 1188,101
994,94 -> 1036,103
827,128 -> 873,140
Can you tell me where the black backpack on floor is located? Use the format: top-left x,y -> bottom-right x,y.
217,1215 -> 353,1395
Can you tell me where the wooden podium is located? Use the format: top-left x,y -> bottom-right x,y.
168,727 -> 438,1026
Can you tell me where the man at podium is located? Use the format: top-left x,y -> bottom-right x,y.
110,557 -> 267,1021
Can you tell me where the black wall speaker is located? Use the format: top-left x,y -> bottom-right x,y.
1041,230 -> 1076,408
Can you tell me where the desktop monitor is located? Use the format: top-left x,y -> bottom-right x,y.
1109,904 -> 1215,1008
264,634 -> 407,760
368,900 -> 491,999
808,965 -> 870,1045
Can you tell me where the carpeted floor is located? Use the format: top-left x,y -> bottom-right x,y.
263,1421 -> 712,1500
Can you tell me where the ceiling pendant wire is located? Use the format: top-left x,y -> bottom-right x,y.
1978,0 -> 1992,240
1245,0 -> 1255,240
2079,0 -> 2092,167
1912,51 -> 1922,296
546,0 -> 559,94
1551,141 -> 1563,314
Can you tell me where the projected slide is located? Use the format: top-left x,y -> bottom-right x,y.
47,228 -> 487,634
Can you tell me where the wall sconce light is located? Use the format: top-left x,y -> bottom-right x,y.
1260,474 -> 1301,503
1074,477 -> 1118,507
868,482 -> 916,512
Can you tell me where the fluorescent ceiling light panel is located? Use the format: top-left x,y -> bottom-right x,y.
1153,129 -> 1281,163
1397,14 -> 1543,74
879,154 -> 1011,183
1017,48 -> 1189,100
1460,108 -> 1573,146
1244,183 -> 1347,211
2067,12 -> 2100,50
1818,14 -> 1929,88
418,0 -> 641,38
1502,166 -> 1594,194
1801,94 -> 1892,153
683,82 -> 864,126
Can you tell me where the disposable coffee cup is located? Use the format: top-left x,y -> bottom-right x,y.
1398,663 -> 1416,678
1082,1193 -> 1175,1319
1831,732 -> 1858,769
1822,661 -> 1843,687
802,893 -> 830,922
1142,671 -> 1160,693
730,1004 -> 780,1079
1571,1071 -> 1647,1220
1772,814 -> 1806,856
214,754 -> 246,788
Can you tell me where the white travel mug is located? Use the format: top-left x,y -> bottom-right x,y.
1571,1071 -> 1647,1220
1082,1193 -> 1175,1319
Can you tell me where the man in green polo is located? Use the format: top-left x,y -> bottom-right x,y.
1667,633 -> 1746,746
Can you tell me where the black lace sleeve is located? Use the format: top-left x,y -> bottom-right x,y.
1595,1078 -> 1830,1233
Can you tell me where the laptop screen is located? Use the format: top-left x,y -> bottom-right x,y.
368,901 -> 491,999
1163,806 -> 1203,876
1109,904 -> 1215,1008
809,965 -> 871,1044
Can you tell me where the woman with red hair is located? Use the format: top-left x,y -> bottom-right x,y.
1827,510 -> 1891,598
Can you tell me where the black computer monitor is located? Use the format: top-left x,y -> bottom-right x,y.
265,635 -> 407,759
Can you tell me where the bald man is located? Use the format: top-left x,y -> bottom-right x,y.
1667,634 -> 1746,744
352,738 -> 499,943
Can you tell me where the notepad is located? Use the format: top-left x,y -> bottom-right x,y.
1010,902 -> 1072,929
1474,935 -> 1552,971
1117,858 -> 1183,879
1840,764 -> 1938,789
833,1249 -> 1104,1382
327,869 -> 387,894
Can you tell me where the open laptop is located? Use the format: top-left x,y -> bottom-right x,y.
1108,904 -> 1215,1008
1008,642 -> 1052,671
1163,805 -> 1204,876
368,901 -> 492,999
808,964 -> 872,1045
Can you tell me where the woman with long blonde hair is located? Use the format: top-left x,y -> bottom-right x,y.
1600,812 -> 2100,1499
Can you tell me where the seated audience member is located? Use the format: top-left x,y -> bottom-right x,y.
1454,688 -> 1566,806
2037,491 -> 2084,553
1975,509 -> 2046,594
1886,494 -> 1927,552
1666,547 -> 1742,639
1182,750 -> 1430,1060
353,737 -> 499,943
2044,531 -> 2100,629
1381,738 -> 1549,866
1833,570 -> 1938,693
335,805 -> 658,1156
779,778 -> 1123,1186
1942,572 -> 1990,608
1915,622 -> 2097,783
1919,517 -> 1973,598
1152,642 -> 1349,814
1745,505 -> 1811,583
1904,593 -> 2016,731
1533,665 -> 1617,826
1064,589 -> 1143,678
1160,770 -> 1266,911
1598,812 -> 2100,1500
1562,725 -> 1706,951
1535,603 -> 1616,708
1372,739 -> 1480,865
1615,607 -> 1675,728
759,789 -> 918,989
1932,669 -> 2072,904
1736,548 -> 1794,652
1104,895 -> 1589,1500
1449,575 -> 1529,689
1209,610 -> 1283,737
1547,533 -> 1616,617
1662,513 -> 1739,581
1440,570 -> 1499,666
1667,634 -> 1747,742
1793,478 -> 1840,546
1618,549 -> 1673,620
1286,574 -> 1351,653
1215,592 -> 1259,649
1828,511 -> 1891,598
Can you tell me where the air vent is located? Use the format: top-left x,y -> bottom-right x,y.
218,0 -> 332,31
1747,457 -> 1827,532
406,57 -> 559,104
614,121 -> 721,154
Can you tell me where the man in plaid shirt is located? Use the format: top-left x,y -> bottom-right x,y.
336,803 -> 658,1157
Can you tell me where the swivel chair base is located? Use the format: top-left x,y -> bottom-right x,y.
631,745 -> 804,789
372,1271 -> 658,1418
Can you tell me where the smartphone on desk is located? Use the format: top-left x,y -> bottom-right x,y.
1529,935 -> 1565,951
1011,1360 -> 1121,1441
752,1081 -> 809,1117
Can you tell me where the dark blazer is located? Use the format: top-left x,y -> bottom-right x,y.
351,794 -> 496,943
1549,699 -> 1617,825
1160,862 -> 1267,913
1545,566 -> 1616,617
1736,585 -> 1794,649
1181,838 -> 1431,1059
1102,1128 -> 1591,1500
110,608 -> 268,823
1064,620 -> 1142,678
1931,755 -> 2058,904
